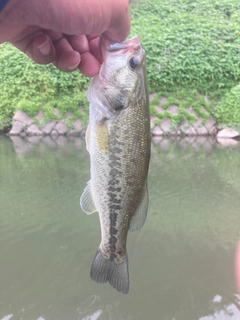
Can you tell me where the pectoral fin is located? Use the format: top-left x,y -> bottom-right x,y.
129,183 -> 148,232
80,181 -> 97,215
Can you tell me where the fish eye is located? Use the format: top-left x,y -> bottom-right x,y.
128,57 -> 140,70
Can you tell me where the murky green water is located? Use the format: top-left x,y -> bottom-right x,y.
1,135 -> 240,320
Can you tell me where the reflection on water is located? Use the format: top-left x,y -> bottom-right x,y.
1,135 -> 240,320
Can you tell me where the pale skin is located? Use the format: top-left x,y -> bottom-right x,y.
0,0 -> 130,76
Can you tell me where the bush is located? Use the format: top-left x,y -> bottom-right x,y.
214,83 -> 240,128
0,43 -> 90,130
1,0 -> 240,130
130,0 -> 240,91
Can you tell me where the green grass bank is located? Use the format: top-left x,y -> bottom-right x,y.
1,0 -> 240,131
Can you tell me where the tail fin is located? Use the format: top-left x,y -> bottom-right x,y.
90,247 -> 129,294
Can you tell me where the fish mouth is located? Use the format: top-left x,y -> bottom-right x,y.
108,36 -> 141,54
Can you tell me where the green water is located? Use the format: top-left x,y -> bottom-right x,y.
1,135 -> 240,320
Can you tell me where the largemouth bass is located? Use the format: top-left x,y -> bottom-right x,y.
80,36 -> 150,294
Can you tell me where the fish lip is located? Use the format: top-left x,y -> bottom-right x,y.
108,35 -> 141,53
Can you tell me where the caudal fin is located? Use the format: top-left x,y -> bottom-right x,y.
90,247 -> 129,294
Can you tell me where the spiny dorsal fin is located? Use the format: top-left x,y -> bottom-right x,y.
80,181 -> 97,215
128,182 -> 148,232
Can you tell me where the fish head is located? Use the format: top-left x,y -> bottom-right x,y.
100,35 -> 146,89
88,36 -> 148,121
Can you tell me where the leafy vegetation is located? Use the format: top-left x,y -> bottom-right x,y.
130,0 -> 240,128
130,0 -> 240,91
214,83 -> 240,129
0,43 -> 90,130
149,88 -> 215,127
1,0 -> 240,130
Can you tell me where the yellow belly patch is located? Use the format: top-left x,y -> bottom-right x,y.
96,122 -> 109,153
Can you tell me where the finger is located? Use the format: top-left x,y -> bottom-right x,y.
79,52 -> 100,77
68,35 -> 101,76
12,32 -> 56,65
103,0 -> 131,43
52,37 -> 81,72
44,30 -> 65,42
87,34 -> 100,41
88,36 -> 103,64
67,35 -> 89,54
32,34 -> 56,64
68,35 -> 102,64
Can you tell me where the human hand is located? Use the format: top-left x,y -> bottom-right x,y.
0,0 -> 130,76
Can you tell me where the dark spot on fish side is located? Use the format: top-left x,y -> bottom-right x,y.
109,179 -> 120,185
111,227 -> 118,235
111,147 -> 122,154
108,186 -> 122,193
108,196 -> 121,204
109,204 -> 121,211
109,206 -> 118,226
110,168 -> 120,176
109,154 -> 121,161
111,236 -> 117,244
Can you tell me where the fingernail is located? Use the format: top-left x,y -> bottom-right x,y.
68,62 -> 80,71
38,40 -> 51,56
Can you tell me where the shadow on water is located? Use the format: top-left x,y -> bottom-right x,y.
0,135 -> 240,320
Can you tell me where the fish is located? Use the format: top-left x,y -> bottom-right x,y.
80,36 -> 150,294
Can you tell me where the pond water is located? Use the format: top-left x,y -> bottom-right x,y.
1,135 -> 240,320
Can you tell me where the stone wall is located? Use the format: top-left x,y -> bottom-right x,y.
9,110 -> 84,137
8,107 -> 240,144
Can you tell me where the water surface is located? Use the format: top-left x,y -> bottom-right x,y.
1,135 -> 240,320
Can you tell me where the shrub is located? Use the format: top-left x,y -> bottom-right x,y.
214,83 -> 240,128
0,43 -> 90,130
1,0 -> 240,130
130,0 -> 240,91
